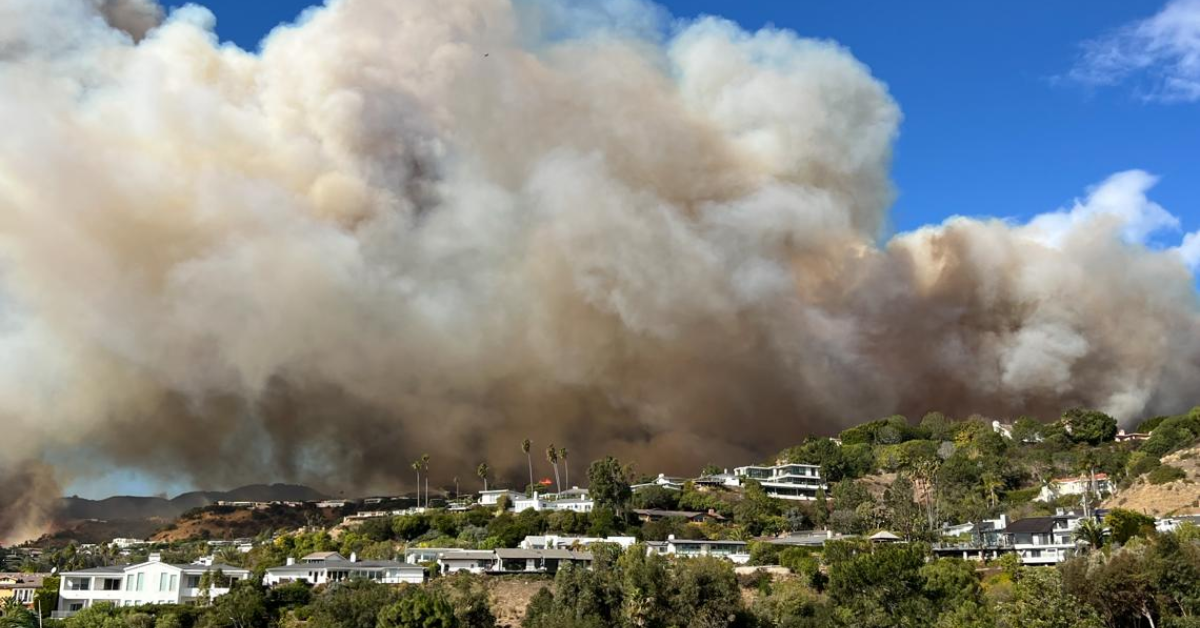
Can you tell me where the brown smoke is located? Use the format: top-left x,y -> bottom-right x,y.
0,0 -> 1198,543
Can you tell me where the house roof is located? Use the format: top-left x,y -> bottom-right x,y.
438,551 -> 495,561
1051,473 -> 1109,483
266,559 -> 419,574
669,538 -> 747,546
1005,517 -> 1057,534
869,531 -> 901,541
0,573 -> 48,589
495,549 -> 542,560
302,552 -> 345,561
59,566 -> 128,576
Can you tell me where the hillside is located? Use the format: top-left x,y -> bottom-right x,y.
58,484 -> 326,522
1104,444 -> 1200,516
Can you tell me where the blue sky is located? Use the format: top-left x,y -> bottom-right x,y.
174,0 -> 1198,238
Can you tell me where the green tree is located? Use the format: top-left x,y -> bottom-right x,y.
827,543 -> 932,628
1060,408 -> 1118,445
587,457 -> 632,517
812,487 -> 829,528
376,589 -> 456,628
995,568 -> 1102,628
201,580 -> 268,628
0,600 -> 38,628
308,580 -> 401,628
33,576 -> 58,619
1105,509 -> 1156,545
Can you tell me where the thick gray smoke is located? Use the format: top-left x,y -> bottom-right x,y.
1,0 -> 1198,543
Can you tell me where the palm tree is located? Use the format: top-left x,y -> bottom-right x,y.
559,447 -> 570,487
522,438 -> 534,496
546,444 -> 561,493
421,453 -> 431,508
981,472 -> 1002,509
411,460 -> 421,508
453,476 -> 459,500
477,462 -> 490,492
1076,517 -> 1107,552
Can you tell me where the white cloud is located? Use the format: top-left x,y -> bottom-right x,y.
1069,0 -> 1200,102
1174,229 -> 1200,270
1022,169 -> 1179,247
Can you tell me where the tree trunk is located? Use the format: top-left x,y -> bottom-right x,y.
527,454 -> 533,496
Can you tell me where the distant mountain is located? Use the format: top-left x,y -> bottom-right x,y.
58,484 -> 327,523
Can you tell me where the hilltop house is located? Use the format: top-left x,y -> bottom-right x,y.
645,536 -> 750,564
519,535 -> 638,550
1036,473 -> 1111,503
632,474 -> 686,492
512,488 -> 594,513
435,548 -> 593,575
263,552 -> 424,586
55,554 -> 249,618
633,509 -> 725,523
0,573 -> 48,608
478,489 -> 524,507
733,463 -> 825,501
1005,511 -> 1089,565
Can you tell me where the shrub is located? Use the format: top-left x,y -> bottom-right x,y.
1148,465 -> 1187,485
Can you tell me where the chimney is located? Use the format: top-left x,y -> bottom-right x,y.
286,557 -> 295,566
350,552 -> 357,563
148,552 -> 161,563
826,530 -> 832,539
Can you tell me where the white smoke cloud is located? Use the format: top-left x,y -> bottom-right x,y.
0,0 -> 1198,542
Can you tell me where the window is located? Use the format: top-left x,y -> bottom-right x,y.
159,574 -> 168,592
136,573 -> 144,592
69,603 -> 84,612
169,575 -> 177,591
102,578 -> 121,591
127,575 -> 135,591
185,576 -> 200,589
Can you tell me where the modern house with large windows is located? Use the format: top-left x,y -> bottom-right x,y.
262,552 -> 424,586
55,554 -> 249,617
733,463 -> 826,500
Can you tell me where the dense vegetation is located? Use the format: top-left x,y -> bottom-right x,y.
4,406 -> 1199,628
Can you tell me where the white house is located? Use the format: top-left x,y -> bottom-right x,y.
632,474 -> 685,492
478,489 -> 525,507
437,551 -> 499,575
436,549 -> 593,575
519,535 -> 637,550
733,464 -> 825,501
1036,473 -> 1111,503
512,488 -> 594,513
55,555 -> 249,618
263,552 -> 424,586
645,536 -> 750,564
1004,511 -> 1088,565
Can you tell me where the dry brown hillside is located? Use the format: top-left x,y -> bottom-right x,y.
1104,445 -> 1200,517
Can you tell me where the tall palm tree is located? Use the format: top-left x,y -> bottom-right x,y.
559,447 -> 570,487
981,472 -> 1002,509
546,444 -> 561,493
453,476 -> 459,500
411,460 -> 421,508
522,438 -> 534,496
421,453 -> 431,508
477,462 -> 490,492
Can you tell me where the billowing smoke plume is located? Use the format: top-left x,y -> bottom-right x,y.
1,0 -> 1198,543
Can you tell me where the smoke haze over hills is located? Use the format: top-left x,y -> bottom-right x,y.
1,0 -> 1199,543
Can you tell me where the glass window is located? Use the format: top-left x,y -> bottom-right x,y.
169,575 -> 177,591
136,573 -> 144,592
159,574 -> 168,592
